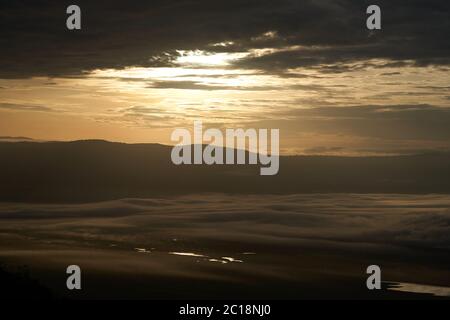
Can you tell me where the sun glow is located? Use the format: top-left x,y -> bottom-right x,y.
90,66 -> 248,80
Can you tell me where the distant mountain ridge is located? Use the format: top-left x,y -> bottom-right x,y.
0,136 -> 35,142
1,140 -> 450,202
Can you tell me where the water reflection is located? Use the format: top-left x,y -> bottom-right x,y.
169,252 -> 206,257
168,252 -> 245,264
222,257 -> 243,263
387,282 -> 450,297
134,247 -> 151,253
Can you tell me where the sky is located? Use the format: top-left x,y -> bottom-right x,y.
0,0 -> 449,155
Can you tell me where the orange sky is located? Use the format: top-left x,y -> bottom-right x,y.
1,50 -> 449,156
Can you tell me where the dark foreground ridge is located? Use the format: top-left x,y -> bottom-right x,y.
0,265 -> 53,299
1,140 -> 450,202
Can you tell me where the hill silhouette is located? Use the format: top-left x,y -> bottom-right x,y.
1,140 -> 450,202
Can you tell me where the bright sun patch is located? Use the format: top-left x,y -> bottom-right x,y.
175,50 -> 248,67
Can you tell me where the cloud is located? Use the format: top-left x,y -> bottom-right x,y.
262,104 -> 450,141
0,136 -> 34,141
303,146 -> 345,154
147,80 -> 277,91
0,0 -> 449,78
0,103 -> 54,112
381,72 -> 401,76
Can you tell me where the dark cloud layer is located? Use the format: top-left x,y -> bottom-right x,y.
1,0 -> 449,78
147,80 -> 277,91
261,104 -> 450,141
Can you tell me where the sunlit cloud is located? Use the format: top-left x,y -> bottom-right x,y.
175,50 -> 249,67
1,44 -> 449,154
